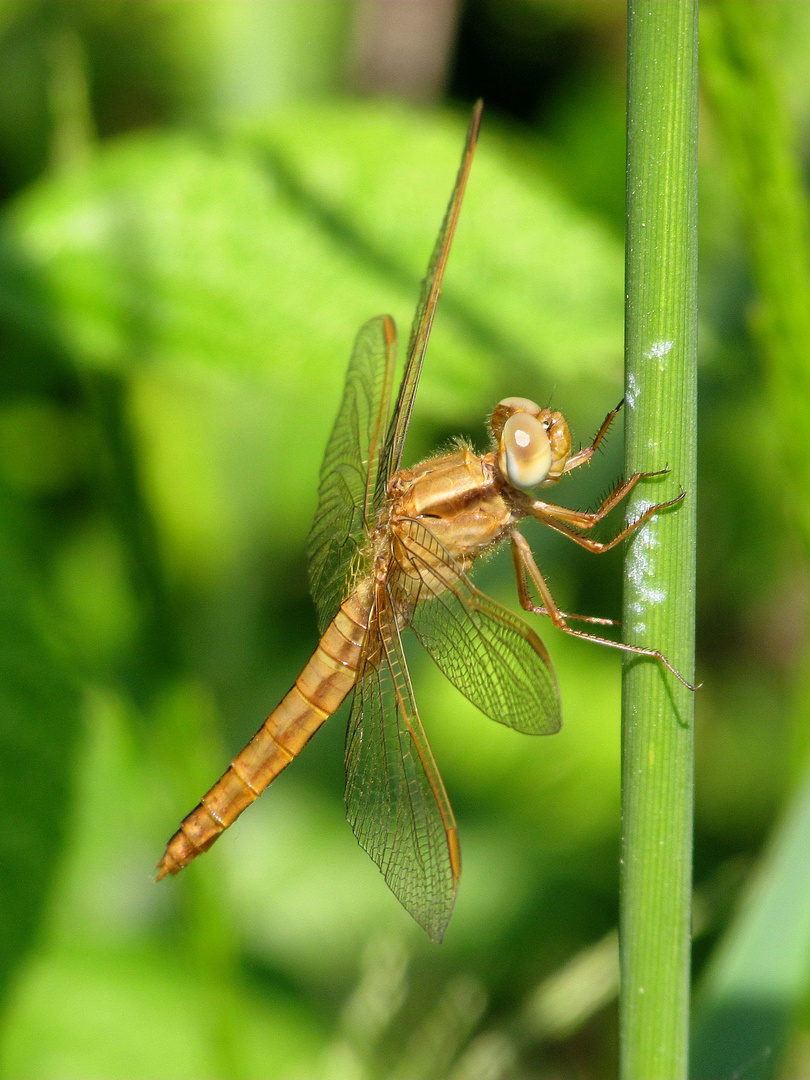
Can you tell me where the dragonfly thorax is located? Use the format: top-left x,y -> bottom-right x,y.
388,447 -> 516,569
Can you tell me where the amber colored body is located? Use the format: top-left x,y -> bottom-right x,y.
156,591 -> 369,877
390,448 -> 513,564
156,406 -> 688,884
156,448 -> 514,879
156,105 -> 688,941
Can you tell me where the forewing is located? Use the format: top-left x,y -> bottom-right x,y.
307,315 -> 396,633
374,102 -> 483,509
393,519 -> 561,735
345,599 -> 459,943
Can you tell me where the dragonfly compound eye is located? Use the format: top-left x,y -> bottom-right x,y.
490,396 -> 541,442
498,411 -> 552,489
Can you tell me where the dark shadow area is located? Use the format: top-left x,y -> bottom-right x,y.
691,996 -> 784,1080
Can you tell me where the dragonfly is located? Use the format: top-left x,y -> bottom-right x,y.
157,101 -> 688,942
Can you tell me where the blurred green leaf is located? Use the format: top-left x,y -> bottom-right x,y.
0,681 -> 322,1080
691,6 -> 810,1075
0,103 -> 623,590
691,758 -> 810,1080
0,942 -> 321,1080
701,0 -> 810,543
245,101 -> 624,392
0,483 -> 80,1003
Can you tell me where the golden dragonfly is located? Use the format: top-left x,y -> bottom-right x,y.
157,102 -> 687,942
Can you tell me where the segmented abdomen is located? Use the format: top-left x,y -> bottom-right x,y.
156,592 -> 369,878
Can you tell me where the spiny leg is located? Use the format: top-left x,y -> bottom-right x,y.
563,399 -> 624,474
509,529 -> 696,690
537,490 -> 685,554
528,469 -> 676,533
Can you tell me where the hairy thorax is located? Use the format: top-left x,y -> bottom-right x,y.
387,446 -> 517,569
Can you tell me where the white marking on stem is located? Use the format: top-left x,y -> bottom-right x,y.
625,498 -> 668,635
626,372 -> 638,410
644,339 -> 674,371
626,499 -> 659,532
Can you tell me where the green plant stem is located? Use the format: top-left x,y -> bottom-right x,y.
620,3 -> 698,1078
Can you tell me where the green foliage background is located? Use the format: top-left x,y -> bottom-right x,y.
1,2 -> 809,1077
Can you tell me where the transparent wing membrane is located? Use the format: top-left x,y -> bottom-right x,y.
374,102 -> 483,509
307,315 -> 396,632
393,519 -> 561,735
311,105 -> 497,942
345,602 -> 459,943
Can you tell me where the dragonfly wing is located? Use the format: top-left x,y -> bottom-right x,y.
373,102 -> 483,509
393,519 -> 561,735
308,315 -> 396,634
345,597 -> 459,943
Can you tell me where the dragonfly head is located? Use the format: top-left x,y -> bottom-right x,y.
491,397 -> 571,490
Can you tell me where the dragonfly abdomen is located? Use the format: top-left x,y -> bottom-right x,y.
156,593 -> 369,879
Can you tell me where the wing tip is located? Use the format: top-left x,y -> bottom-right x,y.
423,896 -> 458,945
427,921 -> 449,945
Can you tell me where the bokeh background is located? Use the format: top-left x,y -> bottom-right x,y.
2,2 -> 810,1078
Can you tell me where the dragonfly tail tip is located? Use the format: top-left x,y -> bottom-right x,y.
154,854 -> 178,882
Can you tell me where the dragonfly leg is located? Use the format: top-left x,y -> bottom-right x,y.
510,535 -> 618,626
537,490 -> 684,554
529,470 -> 678,533
509,529 -> 697,690
563,399 -> 624,473
526,475 -> 683,551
